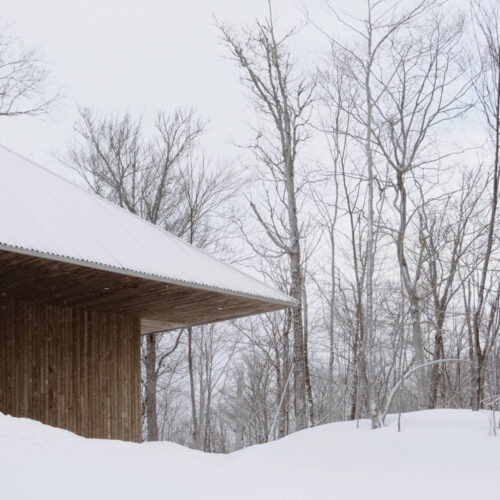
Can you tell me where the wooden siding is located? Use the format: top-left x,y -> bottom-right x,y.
0,298 -> 141,442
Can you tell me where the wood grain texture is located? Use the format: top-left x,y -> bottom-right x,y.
0,249 -> 287,334
0,298 -> 141,442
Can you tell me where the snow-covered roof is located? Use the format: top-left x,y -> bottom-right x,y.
0,146 -> 293,306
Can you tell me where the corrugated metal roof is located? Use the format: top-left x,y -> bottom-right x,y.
0,146 -> 294,306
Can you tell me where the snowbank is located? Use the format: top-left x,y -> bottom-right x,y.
0,409 -> 497,499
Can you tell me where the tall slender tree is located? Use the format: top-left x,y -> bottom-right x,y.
217,3 -> 315,430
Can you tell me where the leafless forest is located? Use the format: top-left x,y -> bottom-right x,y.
3,0 -> 500,450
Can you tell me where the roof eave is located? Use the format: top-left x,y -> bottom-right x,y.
0,242 -> 296,308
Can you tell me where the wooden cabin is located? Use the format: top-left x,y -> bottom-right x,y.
0,146 -> 293,442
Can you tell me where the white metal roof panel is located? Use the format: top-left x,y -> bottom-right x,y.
0,146 -> 293,306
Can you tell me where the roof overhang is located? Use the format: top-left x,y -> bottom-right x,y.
0,246 -> 292,334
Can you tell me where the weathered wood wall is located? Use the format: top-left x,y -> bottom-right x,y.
0,298 -> 141,442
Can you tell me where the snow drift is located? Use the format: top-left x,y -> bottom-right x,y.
0,409 -> 498,500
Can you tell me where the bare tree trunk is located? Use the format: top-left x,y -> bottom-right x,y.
198,356 -> 205,448
350,327 -> 361,421
363,23 -> 380,428
302,283 -> 315,426
145,333 -> 158,441
187,326 -> 199,447
280,311 -> 291,437
396,171 -> 426,409
291,274 -> 306,430
408,295 -> 427,408
204,388 -> 212,452
285,147 -> 307,432
235,372 -> 244,450
328,229 -> 336,421
429,312 -> 446,408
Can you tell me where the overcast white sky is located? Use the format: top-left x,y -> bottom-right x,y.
0,0 -> 345,176
0,0 -> 480,281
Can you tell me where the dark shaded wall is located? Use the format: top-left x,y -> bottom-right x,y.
0,298 -> 141,441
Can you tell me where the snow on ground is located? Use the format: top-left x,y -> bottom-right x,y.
0,409 -> 498,500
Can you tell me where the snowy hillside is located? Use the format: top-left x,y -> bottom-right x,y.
1,410 -> 498,500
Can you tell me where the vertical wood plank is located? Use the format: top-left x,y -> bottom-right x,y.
0,298 -> 142,442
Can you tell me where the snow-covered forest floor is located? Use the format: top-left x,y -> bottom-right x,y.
1,409 -> 498,500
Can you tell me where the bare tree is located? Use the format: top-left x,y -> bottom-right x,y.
63,106 -> 204,440
418,171 -> 484,407
216,3 -> 315,431
314,0 -> 436,425
176,156 -> 242,448
374,7 -> 469,407
468,0 -> 500,410
0,21 -> 59,117
312,52 -> 348,422
349,2 -> 470,409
